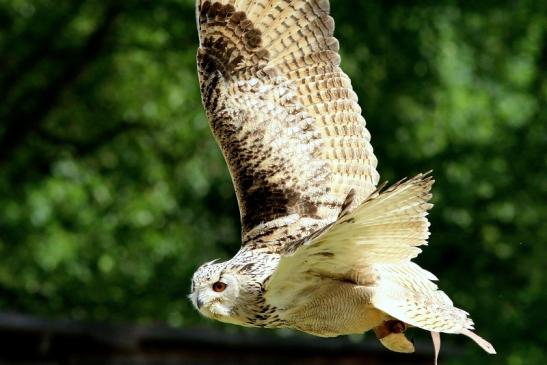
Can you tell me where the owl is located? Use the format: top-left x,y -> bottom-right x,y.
188,1 -> 495,363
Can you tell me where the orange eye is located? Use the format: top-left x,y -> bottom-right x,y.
212,281 -> 227,292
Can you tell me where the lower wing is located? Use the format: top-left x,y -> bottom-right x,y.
265,172 -> 495,355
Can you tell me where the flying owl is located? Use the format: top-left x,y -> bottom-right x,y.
189,0 -> 495,362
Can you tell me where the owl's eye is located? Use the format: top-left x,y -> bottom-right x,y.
212,281 -> 227,292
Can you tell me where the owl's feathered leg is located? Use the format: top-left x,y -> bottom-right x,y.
374,319 -> 415,353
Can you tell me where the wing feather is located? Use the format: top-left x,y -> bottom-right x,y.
196,0 -> 378,250
266,173 -> 494,354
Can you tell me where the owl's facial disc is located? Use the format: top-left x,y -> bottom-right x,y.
189,262 -> 241,322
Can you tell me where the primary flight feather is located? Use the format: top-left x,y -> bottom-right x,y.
189,0 -> 495,362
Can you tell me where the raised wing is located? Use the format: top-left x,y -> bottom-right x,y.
265,172 -> 495,354
196,0 -> 378,250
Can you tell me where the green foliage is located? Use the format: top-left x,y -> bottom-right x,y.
0,1 -> 545,364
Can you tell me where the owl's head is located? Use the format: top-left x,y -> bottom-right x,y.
189,259 -> 245,324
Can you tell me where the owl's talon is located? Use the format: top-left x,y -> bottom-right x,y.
388,320 -> 406,334
374,320 -> 415,353
375,319 -> 407,338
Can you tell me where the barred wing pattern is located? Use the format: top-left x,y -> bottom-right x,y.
196,0 -> 379,250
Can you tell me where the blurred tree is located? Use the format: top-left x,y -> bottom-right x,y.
0,1 -> 545,364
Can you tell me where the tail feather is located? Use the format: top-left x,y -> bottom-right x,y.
432,332 -> 441,365
373,283 -> 496,356
430,330 -> 494,365
462,328 -> 497,354
372,281 -> 473,334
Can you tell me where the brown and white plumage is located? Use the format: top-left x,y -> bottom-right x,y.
190,1 -> 495,363
197,0 -> 378,248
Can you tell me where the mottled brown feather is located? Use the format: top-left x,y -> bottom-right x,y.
196,0 -> 378,251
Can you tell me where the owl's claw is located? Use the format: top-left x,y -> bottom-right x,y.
374,320 -> 415,353
374,319 -> 407,338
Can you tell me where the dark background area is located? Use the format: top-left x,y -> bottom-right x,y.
0,0 -> 545,364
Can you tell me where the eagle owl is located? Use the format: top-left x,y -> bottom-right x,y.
189,0 -> 495,362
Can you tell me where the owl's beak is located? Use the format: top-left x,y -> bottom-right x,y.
196,297 -> 204,309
